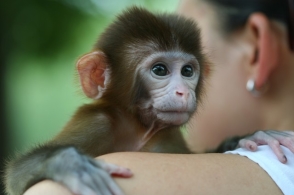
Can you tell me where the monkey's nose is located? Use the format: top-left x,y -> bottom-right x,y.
175,90 -> 189,99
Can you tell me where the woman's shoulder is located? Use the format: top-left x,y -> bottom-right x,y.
100,152 -> 284,195
24,151 -> 287,195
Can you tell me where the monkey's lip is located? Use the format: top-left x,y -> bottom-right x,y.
157,109 -> 191,113
157,111 -> 190,125
158,111 -> 190,117
160,111 -> 188,114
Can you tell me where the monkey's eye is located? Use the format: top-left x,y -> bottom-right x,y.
152,63 -> 169,76
181,65 -> 194,77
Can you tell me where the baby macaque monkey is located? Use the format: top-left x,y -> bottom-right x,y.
5,6 -> 208,195
4,6 -> 290,195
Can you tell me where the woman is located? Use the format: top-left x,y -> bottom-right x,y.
181,0 -> 294,153
24,0 -> 294,194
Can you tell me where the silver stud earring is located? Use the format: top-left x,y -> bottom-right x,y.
246,79 -> 267,97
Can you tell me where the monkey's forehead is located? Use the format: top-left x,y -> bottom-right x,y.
95,6 -> 202,58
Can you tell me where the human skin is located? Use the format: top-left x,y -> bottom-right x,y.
24,153 -> 282,195
178,0 -> 258,152
177,0 -> 294,152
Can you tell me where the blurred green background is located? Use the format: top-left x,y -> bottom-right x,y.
0,0 -> 178,194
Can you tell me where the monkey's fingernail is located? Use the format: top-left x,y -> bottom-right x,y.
249,145 -> 254,150
283,155 -> 287,163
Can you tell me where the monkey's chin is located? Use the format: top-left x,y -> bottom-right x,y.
157,112 -> 190,126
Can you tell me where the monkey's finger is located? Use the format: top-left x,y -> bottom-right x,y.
83,163 -> 116,195
79,172 -> 105,195
278,138 -> 294,154
267,140 -> 287,164
251,132 -> 287,163
94,168 -> 125,195
244,131 -> 278,145
238,139 -> 258,151
76,186 -> 97,195
79,173 -> 112,195
86,159 -> 126,195
281,130 -> 294,135
266,130 -> 294,137
63,176 -> 98,195
98,161 -> 133,177
240,132 -> 288,163
287,131 -> 294,135
271,135 -> 294,153
264,131 -> 294,153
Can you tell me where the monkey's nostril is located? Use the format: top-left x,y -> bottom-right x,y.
176,91 -> 184,96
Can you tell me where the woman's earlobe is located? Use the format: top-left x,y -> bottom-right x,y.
247,13 -> 280,89
246,78 -> 269,97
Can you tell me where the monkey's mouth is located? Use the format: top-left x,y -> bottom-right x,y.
161,110 -> 188,113
155,106 -> 192,112
157,111 -> 190,125
159,111 -> 189,116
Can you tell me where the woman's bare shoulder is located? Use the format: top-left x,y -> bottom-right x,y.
25,152 -> 282,195
100,152 -> 282,195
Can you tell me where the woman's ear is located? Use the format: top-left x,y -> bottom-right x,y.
246,13 -> 281,89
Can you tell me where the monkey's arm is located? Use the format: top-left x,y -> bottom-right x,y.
5,106 -> 131,195
5,144 -> 132,195
214,130 -> 294,163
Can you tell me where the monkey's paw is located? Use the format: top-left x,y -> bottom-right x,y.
238,130 -> 294,163
47,147 -> 132,195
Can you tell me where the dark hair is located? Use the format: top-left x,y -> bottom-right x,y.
205,0 -> 294,49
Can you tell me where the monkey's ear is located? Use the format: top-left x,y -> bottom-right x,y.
76,51 -> 109,99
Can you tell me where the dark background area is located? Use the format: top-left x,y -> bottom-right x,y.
0,0 -> 177,194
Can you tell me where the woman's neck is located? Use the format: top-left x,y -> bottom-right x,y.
261,93 -> 294,130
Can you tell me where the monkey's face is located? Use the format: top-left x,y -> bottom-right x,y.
137,51 -> 200,126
